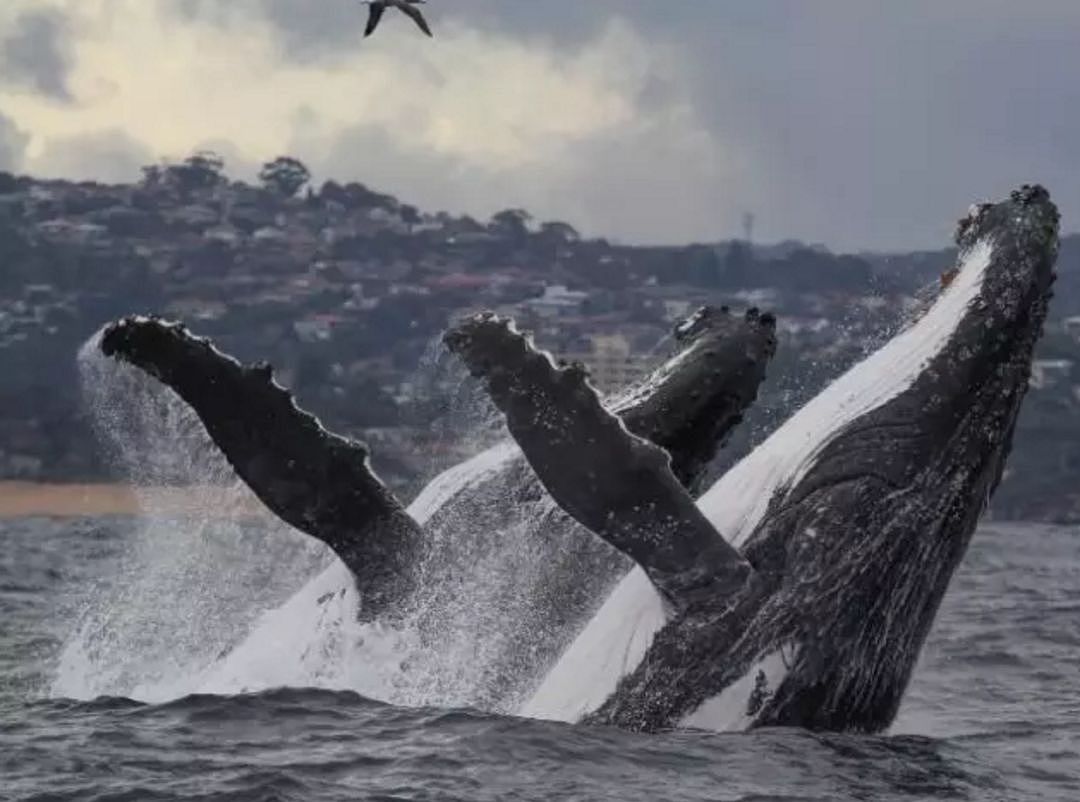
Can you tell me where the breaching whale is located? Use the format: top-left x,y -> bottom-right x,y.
452,185 -> 1059,732
95,185 -> 1058,734
99,305 -> 776,710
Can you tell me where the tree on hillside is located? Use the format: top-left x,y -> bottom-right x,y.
139,164 -> 164,188
537,221 -> 580,271
318,181 -> 399,211
539,220 -> 580,243
399,204 -> 421,232
143,151 -> 227,195
0,171 -> 19,194
260,156 -> 311,198
490,208 -> 531,241
320,180 -> 347,206
175,150 -> 226,190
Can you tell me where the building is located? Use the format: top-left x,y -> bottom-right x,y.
561,332 -> 656,393
524,284 -> 589,319
1031,359 -> 1073,389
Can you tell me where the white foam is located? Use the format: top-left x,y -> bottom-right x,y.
523,240 -> 994,726
53,343 -> 328,702
188,559 -> 441,706
187,439 -> 523,701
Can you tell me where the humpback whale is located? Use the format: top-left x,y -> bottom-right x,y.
94,185 -> 1058,734
454,185 -> 1059,732
99,305 -> 776,709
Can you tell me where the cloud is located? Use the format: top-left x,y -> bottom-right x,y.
0,8 -> 74,101
28,129 -> 153,183
0,2 -> 728,239
0,1 -> 1077,250
0,111 -> 29,172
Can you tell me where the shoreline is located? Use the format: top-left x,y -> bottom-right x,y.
0,482 -> 271,520
0,482 -> 1074,527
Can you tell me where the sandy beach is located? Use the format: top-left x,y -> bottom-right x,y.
0,482 -> 271,520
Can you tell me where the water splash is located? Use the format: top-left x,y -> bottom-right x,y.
407,335 -> 505,481
55,330 -> 574,714
53,333 -> 329,702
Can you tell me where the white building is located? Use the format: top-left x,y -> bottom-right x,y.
1031,359 -> 1073,389
562,333 -> 655,393
525,284 -> 589,319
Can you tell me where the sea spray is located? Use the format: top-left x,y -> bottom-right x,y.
52,334 -> 329,701
56,330 -> 569,713
199,344 -> 578,712
407,334 -> 505,480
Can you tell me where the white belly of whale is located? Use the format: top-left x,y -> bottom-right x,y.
681,645 -> 798,731
520,567 -> 667,722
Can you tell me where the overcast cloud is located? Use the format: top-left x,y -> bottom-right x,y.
1,7 -> 73,101
0,1 -> 1076,251
0,111 -> 28,172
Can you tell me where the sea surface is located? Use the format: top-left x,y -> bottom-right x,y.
2,516 -> 1079,802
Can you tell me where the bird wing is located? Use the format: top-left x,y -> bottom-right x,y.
400,3 -> 434,36
364,3 -> 385,37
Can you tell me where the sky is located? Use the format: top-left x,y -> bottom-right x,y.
0,1 -> 1077,252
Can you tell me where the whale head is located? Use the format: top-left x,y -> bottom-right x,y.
712,185 -> 1060,732
573,186 -> 1060,735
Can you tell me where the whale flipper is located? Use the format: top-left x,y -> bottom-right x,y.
616,306 -> 776,489
100,317 -> 423,619
445,313 -> 756,610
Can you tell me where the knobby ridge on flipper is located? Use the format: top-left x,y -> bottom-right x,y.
100,316 -> 424,621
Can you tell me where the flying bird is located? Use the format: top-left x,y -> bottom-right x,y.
362,0 -> 433,38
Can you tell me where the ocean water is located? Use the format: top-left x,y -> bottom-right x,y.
1,517 -> 1079,801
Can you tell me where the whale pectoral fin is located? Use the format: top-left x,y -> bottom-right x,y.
444,313 -> 756,610
616,306 -> 776,490
100,316 -> 423,618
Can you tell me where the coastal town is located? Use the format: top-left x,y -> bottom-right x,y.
2,153 -> 1080,520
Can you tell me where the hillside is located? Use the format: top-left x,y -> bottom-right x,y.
2,157 -> 1079,520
